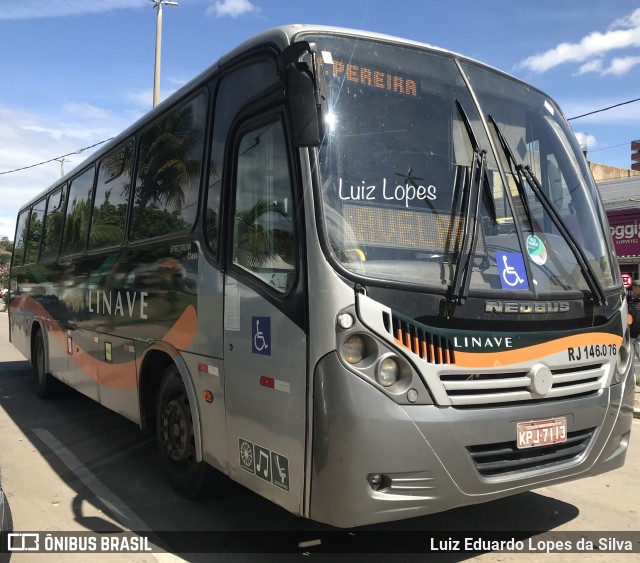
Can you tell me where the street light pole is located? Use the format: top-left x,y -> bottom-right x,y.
151,0 -> 178,108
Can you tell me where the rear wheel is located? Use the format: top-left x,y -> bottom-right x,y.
156,365 -> 219,498
33,331 -> 58,399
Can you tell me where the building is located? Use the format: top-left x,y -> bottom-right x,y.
591,162 -> 640,283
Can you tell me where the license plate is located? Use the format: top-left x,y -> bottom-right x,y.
516,417 -> 567,449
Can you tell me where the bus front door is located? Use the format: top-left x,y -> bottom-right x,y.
223,114 -> 308,516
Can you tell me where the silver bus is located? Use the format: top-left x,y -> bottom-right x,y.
9,25 -> 634,527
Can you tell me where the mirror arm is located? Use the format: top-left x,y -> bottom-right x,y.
279,41 -> 317,76
279,41 -> 327,147
279,41 -> 323,107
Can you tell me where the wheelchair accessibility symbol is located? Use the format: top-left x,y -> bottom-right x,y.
496,252 -> 529,290
252,316 -> 271,355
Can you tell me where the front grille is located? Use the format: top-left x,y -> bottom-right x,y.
438,363 -> 605,406
383,311 -> 455,365
467,427 -> 596,477
379,307 -> 609,406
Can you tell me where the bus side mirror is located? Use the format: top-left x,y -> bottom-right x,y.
279,41 -> 327,147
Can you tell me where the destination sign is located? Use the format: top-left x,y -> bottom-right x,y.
320,56 -> 419,97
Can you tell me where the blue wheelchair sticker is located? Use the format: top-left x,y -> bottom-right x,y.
252,316 -> 271,355
496,252 -> 529,290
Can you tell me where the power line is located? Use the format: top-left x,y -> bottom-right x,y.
589,142 -> 631,153
0,137 -> 113,176
567,97 -> 640,121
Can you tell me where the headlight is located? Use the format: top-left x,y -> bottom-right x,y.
377,356 -> 399,387
342,334 -> 366,364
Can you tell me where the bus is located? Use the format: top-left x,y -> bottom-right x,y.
8,25 -> 635,528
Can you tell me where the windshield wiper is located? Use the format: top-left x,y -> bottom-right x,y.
456,101 -> 497,224
488,116 -> 606,306
488,116 -> 534,232
449,101 -> 488,305
519,164 -> 606,305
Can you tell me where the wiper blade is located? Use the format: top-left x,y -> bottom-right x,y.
450,101 -> 487,304
456,101 -> 496,223
518,164 -> 606,306
488,115 -> 605,306
456,150 -> 487,302
488,116 -> 534,232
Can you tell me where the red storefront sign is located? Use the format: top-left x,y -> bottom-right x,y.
607,209 -> 640,257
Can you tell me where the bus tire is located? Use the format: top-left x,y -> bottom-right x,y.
156,364 -> 216,499
33,330 -> 58,399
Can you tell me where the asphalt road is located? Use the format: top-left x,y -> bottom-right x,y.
0,311 -> 638,562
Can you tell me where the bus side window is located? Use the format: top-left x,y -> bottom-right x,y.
130,92 -> 208,241
41,186 -> 66,261
24,198 -> 46,264
61,167 -> 96,256
12,209 -> 30,268
206,60 -> 280,257
90,140 -> 133,249
231,120 -> 297,294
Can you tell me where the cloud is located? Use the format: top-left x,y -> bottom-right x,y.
0,113 -> 66,239
573,132 -> 597,150
206,0 -> 259,18
603,56 -> 640,75
0,0 -> 149,21
125,86 -> 180,110
519,7 -> 640,73
0,103 -> 133,240
576,59 -> 603,75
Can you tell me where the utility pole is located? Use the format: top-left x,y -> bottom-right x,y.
151,0 -> 179,108
54,158 -> 70,178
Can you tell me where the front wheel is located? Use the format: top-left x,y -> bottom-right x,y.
155,365 -> 220,499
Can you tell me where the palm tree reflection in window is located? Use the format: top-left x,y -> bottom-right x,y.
232,122 -> 297,294
131,93 -> 207,240
90,141 -> 134,249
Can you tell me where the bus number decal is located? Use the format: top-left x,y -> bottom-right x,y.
567,344 -> 617,362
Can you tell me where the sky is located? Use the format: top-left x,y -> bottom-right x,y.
1,0 -> 640,240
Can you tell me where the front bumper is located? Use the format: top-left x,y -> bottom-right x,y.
309,352 -> 634,528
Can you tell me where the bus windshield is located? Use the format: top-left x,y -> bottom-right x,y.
312,34 -> 617,295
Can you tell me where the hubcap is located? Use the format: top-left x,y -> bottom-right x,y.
161,393 -> 192,463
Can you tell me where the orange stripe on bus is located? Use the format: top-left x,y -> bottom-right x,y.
17,296 -> 198,390
164,304 -> 198,350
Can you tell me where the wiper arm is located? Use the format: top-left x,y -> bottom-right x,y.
456,150 -> 487,303
456,101 -> 497,223
450,101 -> 488,304
488,116 -> 534,232
518,164 -> 606,306
488,115 -> 605,305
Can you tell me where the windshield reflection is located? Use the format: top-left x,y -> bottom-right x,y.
310,34 -> 616,296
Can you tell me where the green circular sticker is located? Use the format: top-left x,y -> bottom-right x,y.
527,235 -> 548,265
